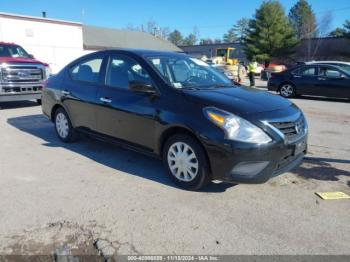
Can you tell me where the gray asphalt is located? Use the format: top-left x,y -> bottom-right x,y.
0,95 -> 349,255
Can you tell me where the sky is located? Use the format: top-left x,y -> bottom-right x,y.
0,0 -> 349,39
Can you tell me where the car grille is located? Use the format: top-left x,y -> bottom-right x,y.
1,65 -> 44,84
269,115 -> 307,144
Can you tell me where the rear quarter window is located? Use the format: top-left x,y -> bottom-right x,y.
70,57 -> 103,84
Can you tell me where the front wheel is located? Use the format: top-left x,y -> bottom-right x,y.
279,84 -> 296,98
54,107 -> 77,143
163,134 -> 211,191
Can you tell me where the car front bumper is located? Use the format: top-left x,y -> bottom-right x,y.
267,81 -> 278,91
203,135 -> 307,184
0,92 -> 41,102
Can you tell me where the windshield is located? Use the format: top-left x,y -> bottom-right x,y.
0,45 -> 31,58
337,64 -> 350,73
146,54 -> 232,89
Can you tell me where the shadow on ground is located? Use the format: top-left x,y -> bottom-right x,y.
291,156 -> 350,184
0,101 -> 39,110
294,96 -> 350,103
7,114 -> 234,193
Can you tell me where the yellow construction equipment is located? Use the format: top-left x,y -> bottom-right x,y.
215,48 -> 239,65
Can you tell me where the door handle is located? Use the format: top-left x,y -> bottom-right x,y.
318,77 -> 326,81
100,97 -> 112,103
293,75 -> 302,78
62,90 -> 70,96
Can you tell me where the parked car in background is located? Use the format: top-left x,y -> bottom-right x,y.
42,49 -> 308,190
268,64 -> 350,99
0,42 -> 50,103
304,61 -> 350,73
261,63 -> 287,80
255,63 -> 264,76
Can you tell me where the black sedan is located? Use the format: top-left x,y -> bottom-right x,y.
268,64 -> 350,99
42,49 -> 308,190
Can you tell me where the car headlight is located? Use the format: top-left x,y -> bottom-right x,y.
45,66 -> 51,79
204,107 -> 272,144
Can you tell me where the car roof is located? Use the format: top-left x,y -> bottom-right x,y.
305,61 -> 350,65
91,48 -> 186,57
294,63 -> 350,75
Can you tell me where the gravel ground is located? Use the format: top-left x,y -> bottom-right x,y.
0,94 -> 349,256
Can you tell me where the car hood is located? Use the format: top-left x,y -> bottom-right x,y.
183,86 -> 292,116
0,57 -> 48,66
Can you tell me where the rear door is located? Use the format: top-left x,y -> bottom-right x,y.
290,66 -> 318,95
62,55 -> 106,131
95,53 -> 159,151
316,66 -> 350,98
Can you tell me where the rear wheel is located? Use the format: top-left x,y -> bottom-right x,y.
279,83 -> 296,98
54,107 -> 77,143
163,134 -> 211,191
36,99 -> 42,105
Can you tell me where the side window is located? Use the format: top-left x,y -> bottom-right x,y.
319,67 -> 342,78
106,55 -> 152,89
300,67 -> 316,76
291,68 -> 300,75
172,61 -> 190,82
70,57 -> 103,84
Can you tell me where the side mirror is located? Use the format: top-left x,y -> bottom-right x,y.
28,54 -> 35,59
129,80 -> 156,94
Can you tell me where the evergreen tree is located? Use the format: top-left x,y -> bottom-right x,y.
329,28 -> 347,38
168,30 -> 184,46
223,28 -> 238,43
233,18 -> 250,41
344,20 -> 350,38
329,20 -> 350,38
244,0 -> 298,63
223,18 -> 250,43
289,0 -> 317,39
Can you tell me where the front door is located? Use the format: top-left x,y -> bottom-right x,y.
292,66 -> 318,95
95,54 -> 159,151
316,66 -> 350,98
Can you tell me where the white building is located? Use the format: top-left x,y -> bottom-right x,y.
0,12 -> 180,74
0,12 -> 90,73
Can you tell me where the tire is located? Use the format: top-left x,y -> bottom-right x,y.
279,83 -> 296,98
36,99 -> 42,105
54,107 -> 77,143
163,134 -> 211,191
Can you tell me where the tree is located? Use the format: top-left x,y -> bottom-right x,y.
234,18 -> 250,41
168,30 -> 184,46
329,28 -> 347,37
344,20 -> 350,38
223,28 -> 238,43
289,0 -> 317,39
329,20 -> 350,38
243,0 -> 298,63
183,33 -> 198,46
223,18 -> 250,43
125,20 -> 171,40
200,38 -> 214,45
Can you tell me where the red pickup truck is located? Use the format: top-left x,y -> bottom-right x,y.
0,42 -> 50,103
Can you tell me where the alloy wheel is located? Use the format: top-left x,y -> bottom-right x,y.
280,84 -> 294,97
